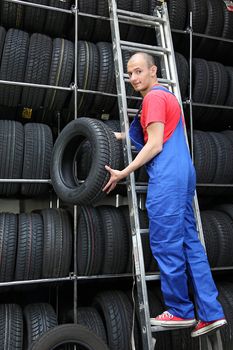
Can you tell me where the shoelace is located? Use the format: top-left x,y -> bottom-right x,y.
159,311 -> 174,319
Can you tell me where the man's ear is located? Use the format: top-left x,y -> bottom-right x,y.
151,65 -> 157,77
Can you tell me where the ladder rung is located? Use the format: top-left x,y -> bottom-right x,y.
135,185 -> 148,192
158,78 -> 176,85
121,40 -> 170,55
140,229 -> 149,234
151,325 -> 192,332
118,14 -> 160,28
127,108 -> 139,114
145,274 -> 160,281
116,8 -> 166,24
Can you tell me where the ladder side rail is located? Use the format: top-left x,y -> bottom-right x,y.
108,1 -> 154,349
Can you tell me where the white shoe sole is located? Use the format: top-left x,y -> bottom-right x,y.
150,318 -> 197,327
191,319 -> 227,337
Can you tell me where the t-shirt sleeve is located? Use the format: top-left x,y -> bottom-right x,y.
142,91 -> 166,128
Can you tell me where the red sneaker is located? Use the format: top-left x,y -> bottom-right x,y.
150,311 -> 196,327
191,319 -> 227,337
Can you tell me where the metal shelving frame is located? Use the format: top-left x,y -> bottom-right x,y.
0,1 -> 231,349
0,0 -> 81,325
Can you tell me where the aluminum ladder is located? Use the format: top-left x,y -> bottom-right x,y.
108,0 -> 224,349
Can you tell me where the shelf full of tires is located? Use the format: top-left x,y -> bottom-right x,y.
170,0 -> 233,349
0,1 -> 157,349
0,1 -> 231,350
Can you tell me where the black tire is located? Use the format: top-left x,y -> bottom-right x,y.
97,206 -> 129,274
44,0 -> 72,37
50,118 -> 120,204
15,213 -> 43,281
222,67 -> 233,124
0,120 -> 24,196
104,120 -> 124,171
93,42 -> 116,114
201,210 -> 220,267
192,58 -> 213,122
126,0 -> 148,42
43,38 -> 74,111
0,213 -> 18,282
204,61 -> 229,122
24,303 -> 58,348
21,33 -> 52,109
209,211 -> 233,267
92,1 -> 111,42
0,26 -> 6,62
77,307 -> 107,344
208,132 -> 233,185
1,1 -> 24,29
187,0 -> 207,51
193,130 -> 216,184
78,0 -> 96,41
75,140 -> 92,180
0,29 -> 29,107
24,0 -> 48,33
69,41 -> 99,115
215,283 -> 233,350
195,0 -> 223,58
21,123 -> 53,197
0,304 -> 23,350
93,290 -> 133,350
216,204 -> 233,222
77,206 -> 104,275
31,324 -> 109,350
175,52 -> 189,100
167,0 -> 187,30
216,2 -> 233,64
116,0 -> 132,39
186,0 -> 207,33
41,209 -> 73,278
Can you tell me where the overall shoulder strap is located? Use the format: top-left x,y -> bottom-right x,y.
151,86 -> 174,95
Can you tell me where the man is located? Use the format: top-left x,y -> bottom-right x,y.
103,52 -> 226,337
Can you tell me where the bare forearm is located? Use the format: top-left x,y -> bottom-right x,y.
121,143 -> 162,177
114,132 -> 125,140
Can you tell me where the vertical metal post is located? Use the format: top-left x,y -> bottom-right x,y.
188,11 -> 194,162
74,0 -> 78,120
108,1 -> 153,349
73,0 -> 78,326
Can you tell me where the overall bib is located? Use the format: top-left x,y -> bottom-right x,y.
129,86 -> 224,321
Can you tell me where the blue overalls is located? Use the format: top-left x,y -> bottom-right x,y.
129,86 -> 224,321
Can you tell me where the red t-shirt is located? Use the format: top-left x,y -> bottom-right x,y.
140,87 -> 182,144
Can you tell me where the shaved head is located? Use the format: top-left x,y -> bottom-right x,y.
128,52 -> 156,68
127,51 -> 158,97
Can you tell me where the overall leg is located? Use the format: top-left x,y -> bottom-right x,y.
148,187 -> 195,319
183,194 -> 225,321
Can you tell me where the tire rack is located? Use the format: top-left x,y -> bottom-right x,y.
176,12 -> 233,350
180,11 -> 233,271
0,1 -> 232,349
0,0 -> 140,330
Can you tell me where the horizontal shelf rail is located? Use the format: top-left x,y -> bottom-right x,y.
172,28 -> 233,44
5,0 -> 73,14
0,276 -> 74,287
0,179 -> 51,183
183,100 -> 233,110
0,79 -> 72,91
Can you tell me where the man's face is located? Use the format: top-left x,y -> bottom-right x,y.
127,54 -> 157,96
